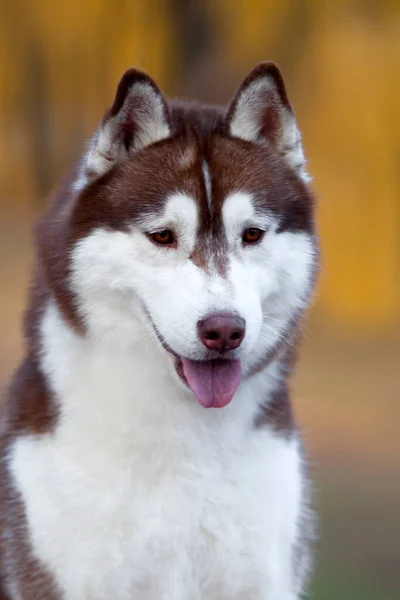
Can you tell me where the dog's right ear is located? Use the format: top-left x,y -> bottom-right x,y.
76,69 -> 170,188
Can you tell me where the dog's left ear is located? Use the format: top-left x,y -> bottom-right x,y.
226,62 -> 310,182
77,68 -> 170,188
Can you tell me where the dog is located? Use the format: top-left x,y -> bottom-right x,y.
0,62 -> 318,599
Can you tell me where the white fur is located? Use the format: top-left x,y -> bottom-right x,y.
10,302 -> 303,600
229,77 -> 310,183
202,161 -> 212,211
230,79 -> 274,142
222,192 -> 315,372
8,191 -> 315,599
69,192 -> 314,367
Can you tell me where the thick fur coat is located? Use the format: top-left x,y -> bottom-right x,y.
0,63 -> 318,599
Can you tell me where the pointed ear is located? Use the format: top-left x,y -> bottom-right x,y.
77,69 -> 170,187
226,62 -> 310,182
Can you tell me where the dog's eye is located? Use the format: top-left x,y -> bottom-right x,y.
242,228 -> 264,245
148,230 -> 177,247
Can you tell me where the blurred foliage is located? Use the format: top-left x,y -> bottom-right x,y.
0,0 -> 399,331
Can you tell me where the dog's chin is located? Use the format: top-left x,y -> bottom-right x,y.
149,318 -> 244,409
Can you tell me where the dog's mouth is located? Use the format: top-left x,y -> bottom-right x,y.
143,309 -> 242,409
175,357 -> 242,409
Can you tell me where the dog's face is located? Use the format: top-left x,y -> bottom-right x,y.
51,64 -> 317,408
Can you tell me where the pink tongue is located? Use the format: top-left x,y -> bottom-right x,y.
181,358 -> 242,408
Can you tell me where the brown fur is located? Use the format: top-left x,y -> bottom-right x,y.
0,63 -> 317,598
0,358 -> 60,598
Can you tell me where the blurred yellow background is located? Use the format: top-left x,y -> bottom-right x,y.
0,1 -> 399,598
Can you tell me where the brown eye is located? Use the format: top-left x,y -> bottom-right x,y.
242,228 -> 264,245
148,230 -> 176,247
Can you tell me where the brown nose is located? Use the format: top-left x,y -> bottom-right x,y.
198,313 -> 245,353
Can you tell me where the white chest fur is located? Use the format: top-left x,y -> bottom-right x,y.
9,305 -> 304,600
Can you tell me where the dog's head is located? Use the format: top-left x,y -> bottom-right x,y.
40,63 -> 318,408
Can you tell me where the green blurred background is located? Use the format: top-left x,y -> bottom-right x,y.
0,1 -> 399,598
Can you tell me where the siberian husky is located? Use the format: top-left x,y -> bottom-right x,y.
0,62 -> 319,599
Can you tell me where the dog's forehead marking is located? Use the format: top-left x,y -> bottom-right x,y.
144,192 -> 199,243
202,161 -> 212,213
222,191 -> 276,237
162,192 -> 198,225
